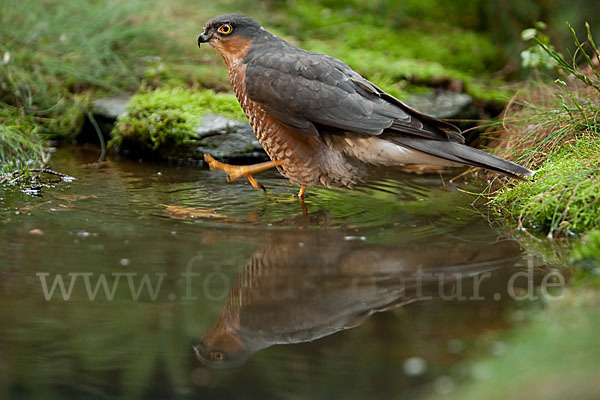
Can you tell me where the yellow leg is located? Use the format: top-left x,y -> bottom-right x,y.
204,154 -> 283,191
298,196 -> 308,215
298,185 -> 306,198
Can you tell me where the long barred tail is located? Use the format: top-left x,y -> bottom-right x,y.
389,137 -> 535,180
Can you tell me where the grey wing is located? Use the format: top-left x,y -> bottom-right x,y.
244,48 -> 464,143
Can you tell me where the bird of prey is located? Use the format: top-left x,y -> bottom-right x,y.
198,14 -> 534,197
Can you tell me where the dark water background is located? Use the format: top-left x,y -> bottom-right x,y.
0,147 -> 550,399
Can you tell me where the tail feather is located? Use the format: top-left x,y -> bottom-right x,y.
388,137 -> 535,180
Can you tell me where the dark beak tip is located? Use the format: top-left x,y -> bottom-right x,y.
198,34 -> 211,47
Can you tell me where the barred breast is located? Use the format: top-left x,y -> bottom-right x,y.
228,64 -> 363,187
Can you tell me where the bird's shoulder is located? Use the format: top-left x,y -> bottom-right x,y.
242,36 -> 463,142
245,39 -> 358,89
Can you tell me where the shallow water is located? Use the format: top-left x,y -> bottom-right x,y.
0,147 -> 551,399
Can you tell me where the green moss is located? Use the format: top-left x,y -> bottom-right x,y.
109,87 -> 244,157
493,139 -> 600,235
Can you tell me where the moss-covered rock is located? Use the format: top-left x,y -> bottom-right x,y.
109,88 -> 266,161
109,87 -> 248,158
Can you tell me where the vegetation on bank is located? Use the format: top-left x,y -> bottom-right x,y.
0,0 -> 170,183
494,138 -> 599,236
0,0 -> 167,134
488,23 -> 600,238
0,111 -> 44,178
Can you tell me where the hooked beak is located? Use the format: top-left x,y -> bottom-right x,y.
198,33 -> 212,47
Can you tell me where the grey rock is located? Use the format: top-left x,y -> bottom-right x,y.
404,91 -> 474,119
80,96 -> 131,144
91,96 -> 130,120
195,114 -> 248,137
194,114 -> 267,161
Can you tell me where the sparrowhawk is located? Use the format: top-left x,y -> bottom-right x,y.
198,14 -> 534,197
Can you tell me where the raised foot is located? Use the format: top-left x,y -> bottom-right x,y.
204,154 -> 283,191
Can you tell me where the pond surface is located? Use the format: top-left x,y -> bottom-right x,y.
0,147 -> 550,399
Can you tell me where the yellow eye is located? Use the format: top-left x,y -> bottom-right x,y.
218,24 -> 232,35
210,351 -> 224,362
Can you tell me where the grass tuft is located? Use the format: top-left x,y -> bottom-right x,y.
0,0 -> 167,137
0,0 -> 173,179
0,108 -> 45,180
488,23 -> 600,237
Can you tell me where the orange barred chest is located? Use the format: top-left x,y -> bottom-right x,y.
227,64 -> 320,185
228,65 -> 272,144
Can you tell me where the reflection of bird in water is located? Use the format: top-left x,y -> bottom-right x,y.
193,231 -> 522,367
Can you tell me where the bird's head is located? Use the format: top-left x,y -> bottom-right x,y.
193,326 -> 255,368
198,14 -> 263,66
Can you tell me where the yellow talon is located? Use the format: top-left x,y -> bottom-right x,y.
204,154 -> 283,191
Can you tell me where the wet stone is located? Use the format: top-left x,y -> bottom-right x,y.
194,114 -> 267,162
91,97 -> 130,120
404,91 -> 475,119
81,96 -> 131,143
